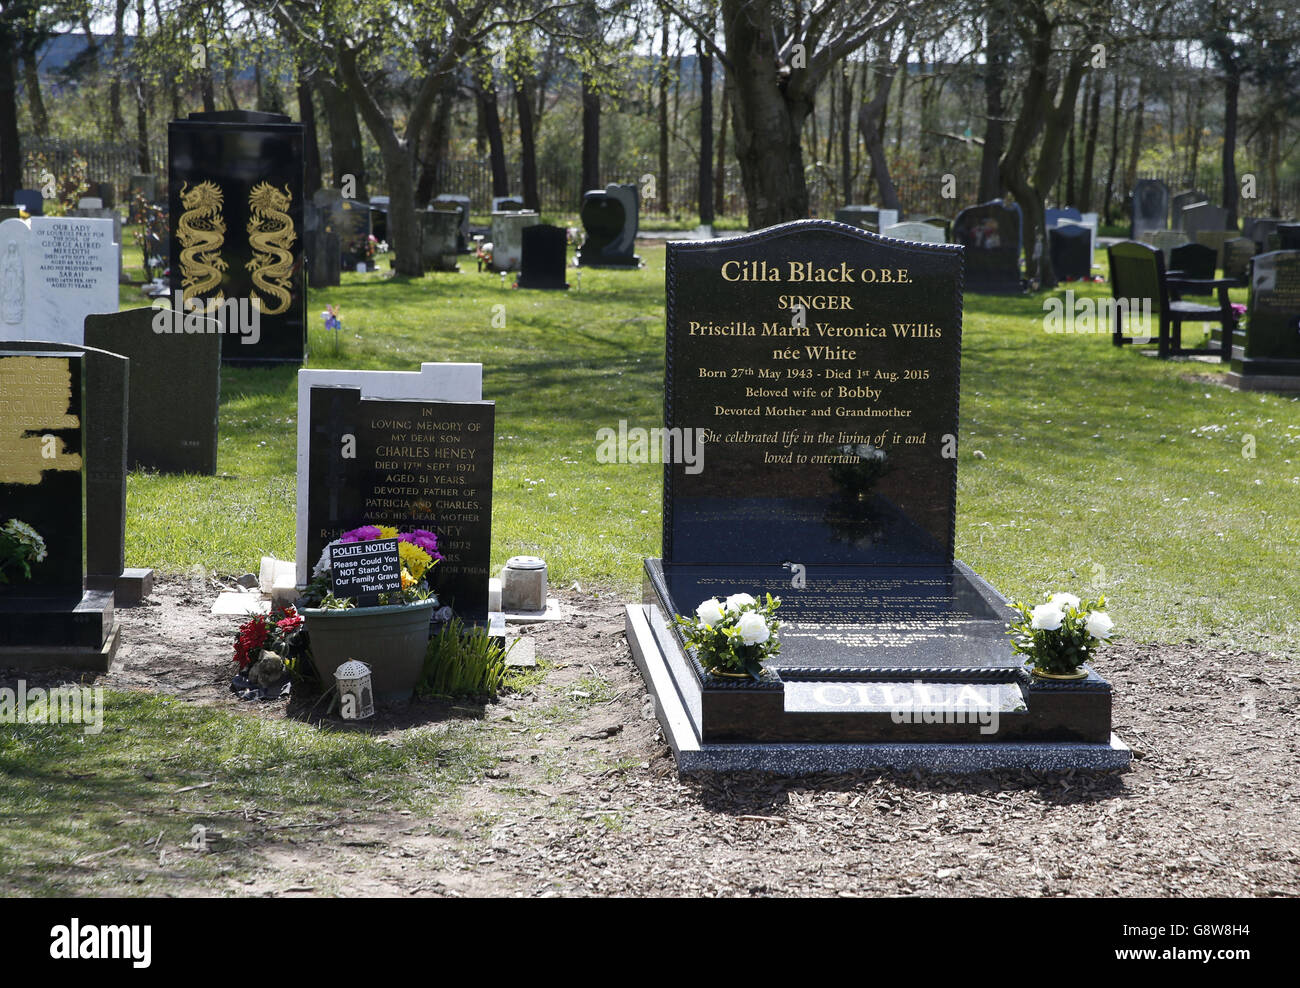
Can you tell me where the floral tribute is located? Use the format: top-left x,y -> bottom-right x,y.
232,605 -> 309,688
1006,592 -> 1114,677
307,524 -> 443,607
676,592 -> 782,682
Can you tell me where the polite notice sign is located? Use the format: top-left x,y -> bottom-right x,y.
330,538 -> 402,603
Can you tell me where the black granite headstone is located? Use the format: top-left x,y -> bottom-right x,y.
518,224 -> 569,290
952,201 -> 1022,293
419,209 -> 460,272
304,203 -> 342,288
1170,190 -> 1206,230
1169,242 -> 1217,280
1228,250 -> 1300,392
0,341 -> 151,604
84,306 -> 221,475
577,184 -> 641,267
0,350 -> 119,666
14,190 -> 43,216
306,386 -> 495,623
1130,179 -> 1170,239
168,110 -> 306,365
629,220 -> 1119,755
1049,224 -> 1092,281
1223,237 -> 1257,285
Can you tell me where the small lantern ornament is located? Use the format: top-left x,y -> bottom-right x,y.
335,660 -> 375,720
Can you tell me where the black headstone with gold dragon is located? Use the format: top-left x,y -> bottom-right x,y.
168,110 -> 306,365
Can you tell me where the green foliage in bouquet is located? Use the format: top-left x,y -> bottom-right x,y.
1006,592 -> 1115,675
676,592 -> 782,682
0,519 -> 47,584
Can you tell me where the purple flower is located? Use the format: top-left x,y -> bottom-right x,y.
399,529 -> 443,562
340,525 -> 382,543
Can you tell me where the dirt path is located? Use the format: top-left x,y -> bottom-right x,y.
83,579 -> 1300,896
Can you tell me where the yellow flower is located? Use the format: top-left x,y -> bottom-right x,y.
398,541 -> 432,582
377,525 -> 399,539
401,569 -> 416,589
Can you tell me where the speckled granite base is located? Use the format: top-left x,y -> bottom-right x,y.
626,604 -> 1132,776
672,735 -> 1132,775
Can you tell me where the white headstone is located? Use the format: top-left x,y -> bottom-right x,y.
295,363 -> 484,585
490,210 -> 539,272
0,216 -> 118,344
882,221 -> 947,244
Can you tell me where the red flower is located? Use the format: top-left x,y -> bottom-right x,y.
233,617 -> 270,671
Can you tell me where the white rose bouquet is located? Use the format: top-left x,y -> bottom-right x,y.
676,592 -> 782,681
1006,591 -> 1114,678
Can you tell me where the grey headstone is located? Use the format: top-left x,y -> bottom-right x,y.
1223,237 -> 1257,284
84,306 -> 222,475
882,221 -> 946,244
489,210 -> 539,272
1130,179 -> 1170,239
419,209 -> 460,271
1182,203 -> 1231,240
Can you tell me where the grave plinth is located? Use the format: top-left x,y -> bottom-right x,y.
625,221 -> 1129,773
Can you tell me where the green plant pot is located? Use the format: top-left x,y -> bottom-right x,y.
303,600 -> 436,702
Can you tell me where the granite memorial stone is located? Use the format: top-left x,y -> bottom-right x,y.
1130,179 -> 1170,239
625,221 -> 1126,771
0,350 -> 120,668
489,210 -> 538,272
1049,224 -> 1092,281
576,184 -> 641,268
517,224 -> 569,290
304,387 -> 495,624
882,221 -> 946,244
1227,250 -> 1300,392
84,306 -> 222,475
952,201 -> 1022,294
169,109 -> 306,365
0,216 -> 118,345
433,194 -> 471,252
1223,237 -> 1257,285
419,208 -> 460,272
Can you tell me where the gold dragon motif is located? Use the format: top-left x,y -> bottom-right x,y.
246,182 -> 296,316
176,181 -> 228,313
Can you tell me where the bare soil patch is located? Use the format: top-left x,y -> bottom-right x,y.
25,578 -> 1300,896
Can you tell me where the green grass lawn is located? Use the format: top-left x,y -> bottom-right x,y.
115,234 -> 1298,654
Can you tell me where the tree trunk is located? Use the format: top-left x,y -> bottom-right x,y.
1102,74 -> 1121,225
581,71 -> 600,191
416,76 -> 455,206
298,67 -> 322,198
516,79 -> 540,210
1066,85 -> 1078,206
0,27 -> 20,205
697,39 -> 713,226
658,12 -> 670,215
21,49 -> 48,137
319,74 -> 367,198
979,4 -> 1009,203
1221,66 -> 1239,228
477,82 -> 509,198
109,0 -> 128,134
1080,72 -> 1101,212
1123,74 -> 1146,198
134,0 -> 150,173
858,66 -> 900,210
840,67 -> 854,204
721,0 -> 811,228
714,73 -> 730,216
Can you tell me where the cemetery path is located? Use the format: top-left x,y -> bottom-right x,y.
45,581 -> 1300,897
